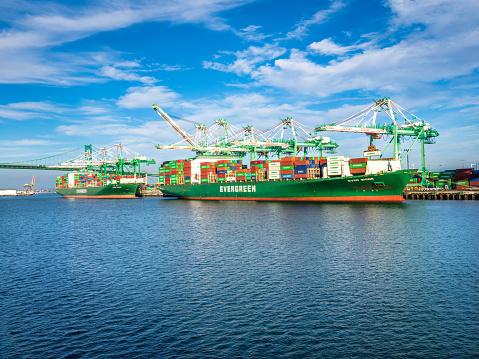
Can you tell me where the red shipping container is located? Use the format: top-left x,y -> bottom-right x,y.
453,173 -> 470,181
350,157 -> 368,164
281,170 -> 294,175
294,174 -> 308,179
455,168 -> 473,174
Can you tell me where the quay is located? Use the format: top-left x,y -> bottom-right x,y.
403,189 -> 479,200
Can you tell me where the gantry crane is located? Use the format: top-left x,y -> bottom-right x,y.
57,144 -> 156,176
22,175 -> 35,194
153,104 -> 338,160
314,97 -> 439,186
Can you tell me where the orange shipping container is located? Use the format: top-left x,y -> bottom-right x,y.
350,157 -> 368,164
350,168 -> 367,175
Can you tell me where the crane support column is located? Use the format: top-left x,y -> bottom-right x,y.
393,124 -> 401,160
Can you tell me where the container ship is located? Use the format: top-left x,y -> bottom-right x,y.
55,172 -> 145,198
157,155 -> 416,202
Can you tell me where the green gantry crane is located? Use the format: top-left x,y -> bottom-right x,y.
153,104 -> 339,160
314,97 -> 439,186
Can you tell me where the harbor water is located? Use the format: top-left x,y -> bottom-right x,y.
1,194 -> 478,358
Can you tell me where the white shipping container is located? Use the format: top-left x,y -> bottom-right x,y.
327,160 -> 343,166
327,156 -> 344,161
120,177 -> 145,184
327,165 -> 342,171
226,176 -> 236,181
68,173 -> 75,188
366,160 -> 401,174
189,155 -> 238,184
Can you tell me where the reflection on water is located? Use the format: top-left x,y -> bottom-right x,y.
1,195 -> 478,358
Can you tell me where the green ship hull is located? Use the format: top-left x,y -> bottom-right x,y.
159,170 -> 415,202
56,183 -> 142,198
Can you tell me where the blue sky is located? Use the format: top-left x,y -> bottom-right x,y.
1,0 -> 479,189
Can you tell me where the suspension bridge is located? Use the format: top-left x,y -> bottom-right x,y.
0,144 -> 156,175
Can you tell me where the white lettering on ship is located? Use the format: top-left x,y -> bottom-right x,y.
76,189 -> 87,194
220,185 -> 256,193
348,177 -> 375,182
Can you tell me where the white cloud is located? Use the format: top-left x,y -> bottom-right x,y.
0,139 -> 58,146
280,1 -> 346,40
99,65 -> 156,84
203,44 -> 287,75
0,101 -> 64,121
0,0 -> 253,85
388,0 -> 479,35
235,25 -> 269,42
245,1 -> 479,98
117,85 -> 181,109
308,38 -> 354,55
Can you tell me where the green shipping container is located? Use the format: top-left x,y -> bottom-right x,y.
350,163 -> 367,169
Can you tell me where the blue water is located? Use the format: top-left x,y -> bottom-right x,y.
1,194 -> 478,358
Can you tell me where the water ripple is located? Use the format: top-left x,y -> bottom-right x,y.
1,196 -> 478,358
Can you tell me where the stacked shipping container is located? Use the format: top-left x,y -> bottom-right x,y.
158,155 -> 399,186
55,173 -> 137,189
159,159 -> 193,185
407,168 -> 479,189
159,156 -> 381,185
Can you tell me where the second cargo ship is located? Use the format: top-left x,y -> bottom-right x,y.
55,172 -> 145,198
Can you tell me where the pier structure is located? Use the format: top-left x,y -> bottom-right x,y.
403,189 -> 479,200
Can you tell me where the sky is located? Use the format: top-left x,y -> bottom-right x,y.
1,0 -> 479,189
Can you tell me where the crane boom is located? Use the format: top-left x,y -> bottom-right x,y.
153,104 -> 196,146
153,105 -> 339,159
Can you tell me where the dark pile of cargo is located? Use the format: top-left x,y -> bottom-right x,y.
55,173 -> 136,189
158,156 -> 382,185
407,168 -> 479,189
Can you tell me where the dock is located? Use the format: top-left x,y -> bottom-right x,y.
403,189 -> 479,200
